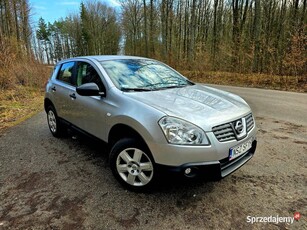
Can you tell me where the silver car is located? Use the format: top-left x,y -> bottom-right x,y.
45,56 -> 257,191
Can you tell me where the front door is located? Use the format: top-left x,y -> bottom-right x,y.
69,61 -> 108,140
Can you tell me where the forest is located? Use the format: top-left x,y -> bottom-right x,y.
33,0 -> 306,75
0,0 -> 306,90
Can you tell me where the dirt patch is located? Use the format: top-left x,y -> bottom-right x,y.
0,170 -> 87,229
272,135 -> 289,140
117,208 -> 140,229
293,140 -> 307,145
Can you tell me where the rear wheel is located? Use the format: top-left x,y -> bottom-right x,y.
110,138 -> 155,191
46,106 -> 64,137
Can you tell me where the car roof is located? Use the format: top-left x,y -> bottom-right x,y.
56,55 -> 150,64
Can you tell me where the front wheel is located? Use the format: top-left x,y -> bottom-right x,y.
109,138 -> 156,191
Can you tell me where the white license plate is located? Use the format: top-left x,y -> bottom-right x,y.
229,138 -> 253,160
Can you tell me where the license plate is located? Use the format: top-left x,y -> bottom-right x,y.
229,138 -> 252,160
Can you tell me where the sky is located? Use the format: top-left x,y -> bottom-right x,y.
30,0 -> 121,27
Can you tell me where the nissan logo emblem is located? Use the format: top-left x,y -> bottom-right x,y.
235,120 -> 244,134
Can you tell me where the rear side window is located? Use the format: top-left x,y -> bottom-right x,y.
57,62 -> 75,85
51,65 -> 61,79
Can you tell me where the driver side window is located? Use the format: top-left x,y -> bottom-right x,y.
76,62 -> 104,90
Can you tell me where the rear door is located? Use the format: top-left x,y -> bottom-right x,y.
51,61 -> 77,121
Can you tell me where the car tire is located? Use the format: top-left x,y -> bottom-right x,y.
109,138 -> 156,191
46,105 -> 64,137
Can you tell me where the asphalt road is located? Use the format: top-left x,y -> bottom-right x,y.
210,84 -> 307,126
0,85 -> 306,229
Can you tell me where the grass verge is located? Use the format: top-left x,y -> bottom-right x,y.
0,86 -> 44,134
182,71 -> 307,93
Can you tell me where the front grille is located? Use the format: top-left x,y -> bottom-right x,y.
212,113 -> 255,142
212,123 -> 236,142
246,113 -> 254,132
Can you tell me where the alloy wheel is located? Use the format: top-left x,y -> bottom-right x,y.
48,110 -> 57,133
116,148 -> 154,186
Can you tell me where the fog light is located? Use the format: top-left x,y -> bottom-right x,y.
185,168 -> 192,175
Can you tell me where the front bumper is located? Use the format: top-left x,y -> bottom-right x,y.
156,140 -> 257,179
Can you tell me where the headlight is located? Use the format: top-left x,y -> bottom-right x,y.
158,116 -> 210,145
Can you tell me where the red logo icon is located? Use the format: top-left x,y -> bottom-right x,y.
294,212 -> 301,221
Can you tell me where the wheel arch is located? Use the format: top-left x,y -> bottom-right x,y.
108,123 -> 151,152
44,98 -> 55,112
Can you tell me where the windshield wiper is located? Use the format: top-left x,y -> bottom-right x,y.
159,84 -> 188,90
142,82 -> 186,90
121,87 -> 152,92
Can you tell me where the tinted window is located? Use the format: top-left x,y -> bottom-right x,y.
76,62 -> 104,90
57,62 -> 75,85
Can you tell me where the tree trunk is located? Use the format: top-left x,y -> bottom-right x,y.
188,0 -> 197,63
253,0 -> 261,72
143,0 -> 148,56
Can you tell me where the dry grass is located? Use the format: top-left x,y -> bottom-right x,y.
0,87 -> 45,133
0,62 -> 50,90
0,57 -> 51,133
182,71 -> 307,93
0,36 -> 51,133
0,37 -> 51,90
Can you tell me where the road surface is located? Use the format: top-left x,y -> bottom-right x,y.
210,84 -> 307,125
0,85 -> 306,229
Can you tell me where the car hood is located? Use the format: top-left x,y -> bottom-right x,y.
126,84 -> 251,131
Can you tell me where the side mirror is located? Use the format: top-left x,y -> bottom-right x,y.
76,83 -> 105,96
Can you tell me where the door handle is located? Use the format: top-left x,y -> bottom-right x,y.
51,86 -> 56,92
69,93 -> 76,99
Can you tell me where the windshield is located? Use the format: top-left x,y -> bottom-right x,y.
100,59 -> 193,91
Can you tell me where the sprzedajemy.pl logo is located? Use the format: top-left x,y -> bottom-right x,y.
246,212 -> 301,224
